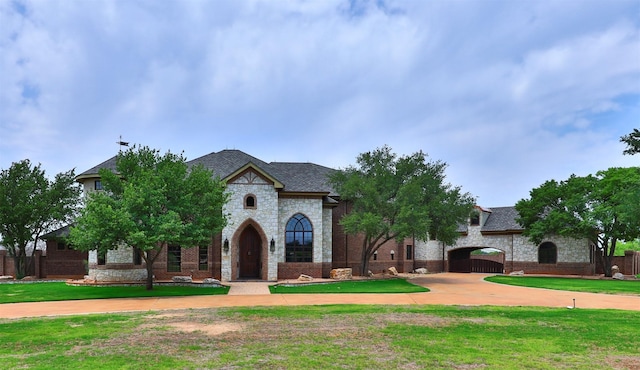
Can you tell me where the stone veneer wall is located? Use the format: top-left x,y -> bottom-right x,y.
222,182 -> 279,281
88,247 -> 147,282
277,196 -> 328,278
413,227 -> 593,274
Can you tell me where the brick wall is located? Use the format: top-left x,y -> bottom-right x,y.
45,240 -> 87,277
0,250 -> 46,278
510,262 -> 594,275
277,262 -> 323,279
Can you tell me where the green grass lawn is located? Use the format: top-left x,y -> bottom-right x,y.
0,282 -> 229,304
1,305 -> 638,369
269,278 -> 429,294
485,276 -> 640,295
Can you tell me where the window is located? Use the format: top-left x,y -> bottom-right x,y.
94,180 -> 103,190
133,248 -> 142,265
199,246 -> 208,271
244,194 -> 256,209
538,242 -> 557,264
470,212 -> 480,226
97,251 -> 106,265
285,213 -> 313,262
406,245 -> 413,260
57,241 -> 67,250
167,245 -> 181,272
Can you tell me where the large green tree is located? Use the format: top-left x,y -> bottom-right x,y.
620,128 -> 640,155
516,167 -> 640,277
0,160 -> 80,279
70,146 -> 228,290
329,146 -> 475,275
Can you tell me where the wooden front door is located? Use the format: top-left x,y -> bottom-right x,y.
239,226 -> 261,279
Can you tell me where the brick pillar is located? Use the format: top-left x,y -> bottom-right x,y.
625,250 -> 639,276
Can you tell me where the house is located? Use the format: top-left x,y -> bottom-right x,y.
416,206 -> 596,275
74,150 -> 339,281
61,150 -> 597,282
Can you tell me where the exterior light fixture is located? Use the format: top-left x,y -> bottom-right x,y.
270,237 -> 276,252
390,250 -> 395,261
223,238 -> 229,254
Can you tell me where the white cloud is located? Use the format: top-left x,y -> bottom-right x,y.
0,0 -> 638,204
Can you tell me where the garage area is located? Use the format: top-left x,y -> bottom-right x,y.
448,247 -> 505,273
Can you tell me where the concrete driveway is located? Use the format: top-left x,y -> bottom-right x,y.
0,273 -> 638,319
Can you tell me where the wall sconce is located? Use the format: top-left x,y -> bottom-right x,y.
270,237 -> 276,252
390,250 -> 395,261
223,238 -> 229,254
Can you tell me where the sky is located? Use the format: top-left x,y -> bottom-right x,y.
1,0 -> 638,207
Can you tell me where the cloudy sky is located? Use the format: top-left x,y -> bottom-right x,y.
1,0 -> 638,206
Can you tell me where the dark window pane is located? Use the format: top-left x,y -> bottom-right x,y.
285,213 -> 313,262
199,246 -> 208,271
538,242 -> 557,264
167,245 -> 181,272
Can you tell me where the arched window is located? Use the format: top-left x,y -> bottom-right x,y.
538,242 -> 557,264
285,213 -> 313,262
244,194 -> 256,209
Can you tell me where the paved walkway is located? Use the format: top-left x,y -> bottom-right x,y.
227,281 -> 273,295
1,274 -> 638,319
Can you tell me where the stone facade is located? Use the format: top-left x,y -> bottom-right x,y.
413,207 -> 595,275
88,247 -> 147,282
68,152 -> 596,282
222,172 -> 280,281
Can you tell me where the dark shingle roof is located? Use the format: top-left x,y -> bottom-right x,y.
189,150 -> 337,195
77,149 -> 338,195
77,156 -> 117,177
41,224 -> 71,240
187,150 -> 275,179
481,207 -> 523,232
457,206 -> 524,234
268,162 -> 337,195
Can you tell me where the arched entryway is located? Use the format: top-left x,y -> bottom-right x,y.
239,225 -> 262,279
448,247 -> 505,273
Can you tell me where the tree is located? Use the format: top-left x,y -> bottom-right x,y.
0,160 -> 80,279
515,167 -> 640,277
620,128 -> 640,155
70,146 -> 228,290
329,146 -> 475,275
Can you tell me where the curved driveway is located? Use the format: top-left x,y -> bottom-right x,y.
0,273 -> 638,319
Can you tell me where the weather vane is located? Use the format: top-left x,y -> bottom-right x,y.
116,135 -> 129,152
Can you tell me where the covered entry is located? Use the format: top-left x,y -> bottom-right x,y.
239,225 -> 262,279
448,247 -> 504,273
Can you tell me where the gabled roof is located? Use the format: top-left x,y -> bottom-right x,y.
459,206 -> 524,234
188,150 -> 274,180
76,149 -> 338,196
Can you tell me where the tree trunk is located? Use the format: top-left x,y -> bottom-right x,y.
603,254 -> 613,277
13,255 -> 25,280
145,262 -> 154,290
360,241 -> 370,277
595,246 -> 612,277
